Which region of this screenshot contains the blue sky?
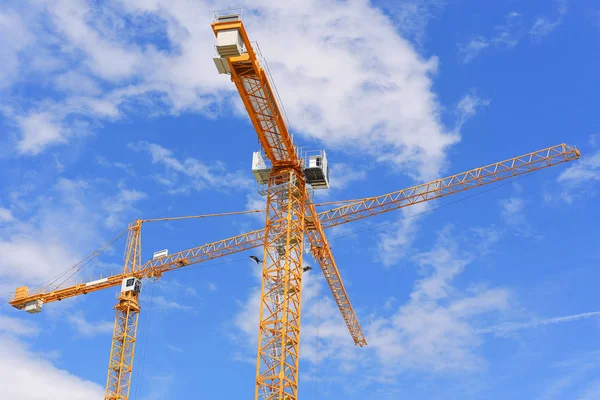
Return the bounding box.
[1,0,599,399]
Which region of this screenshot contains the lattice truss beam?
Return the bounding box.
[105,292,139,400]
[319,144,580,227]
[305,203,367,346]
[10,144,580,309]
[214,19,298,167]
[256,170,306,400]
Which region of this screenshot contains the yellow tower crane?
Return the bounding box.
[7,11,581,400]
[210,10,581,400]
[9,143,579,399]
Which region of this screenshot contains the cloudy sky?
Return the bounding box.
[1,0,599,399]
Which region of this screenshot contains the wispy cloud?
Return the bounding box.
[66,312,114,337]
[530,1,568,42]
[150,295,192,311]
[382,0,445,47]
[233,225,514,389]
[478,311,600,335]
[499,188,540,238]
[102,188,147,228]
[129,141,251,194]
[458,12,524,63]
[0,207,14,223]
[166,343,183,353]
[549,149,600,203]
[0,333,104,398]
[0,315,40,337]
[557,150,600,186]
[1,0,460,180]
[459,2,568,63]
[455,92,490,130]
[377,202,429,267]
[328,163,367,191]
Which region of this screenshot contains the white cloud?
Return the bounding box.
[15,112,68,155]
[0,315,39,337]
[232,225,513,388]
[370,229,511,375]
[0,315,104,399]
[55,71,101,95]
[377,202,429,267]
[458,36,491,64]
[66,312,114,337]
[207,282,217,292]
[2,0,461,180]
[0,10,34,89]
[530,1,568,42]
[328,163,367,191]
[95,156,136,176]
[166,343,183,353]
[0,334,105,399]
[500,197,525,226]
[382,0,444,47]
[102,187,147,228]
[150,295,192,311]
[455,93,490,130]
[541,351,600,400]
[47,0,143,81]
[130,141,251,194]
[577,380,600,400]
[458,12,523,63]
[0,207,14,223]
[0,177,147,295]
[552,150,600,203]
[478,311,600,336]
[499,196,539,238]
[557,150,600,186]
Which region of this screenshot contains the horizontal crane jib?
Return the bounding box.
[10,144,579,308]
[318,143,580,228]
[10,229,267,307]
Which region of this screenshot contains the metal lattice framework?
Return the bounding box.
[9,142,580,399]
[213,16,316,399]
[105,220,143,399]
[255,170,307,399]
[319,144,580,228]
[6,12,583,397]
[105,291,140,400]
[305,202,367,346]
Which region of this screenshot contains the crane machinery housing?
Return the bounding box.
[7,8,581,400]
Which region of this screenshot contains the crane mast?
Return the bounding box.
[105,220,143,400]
[212,12,316,398]
[6,9,582,397]
[9,142,579,398]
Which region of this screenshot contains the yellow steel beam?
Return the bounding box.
[10,143,580,310]
[305,202,367,346]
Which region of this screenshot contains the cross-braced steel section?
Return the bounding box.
[255,169,306,400]
[304,203,366,347]
[105,292,140,400]
[319,143,581,228]
[105,221,142,400]
[231,64,297,165]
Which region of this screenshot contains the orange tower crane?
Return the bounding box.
[9,143,579,399]
[8,10,581,398]
[210,10,581,400]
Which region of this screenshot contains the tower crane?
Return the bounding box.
[8,12,580,400]
[9,143,579,398]
[210,10,581,400]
